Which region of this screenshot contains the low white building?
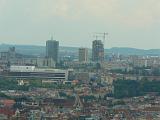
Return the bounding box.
[6,65,69,81]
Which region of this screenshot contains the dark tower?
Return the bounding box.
[46,36,59,63]
[92,40,104,62]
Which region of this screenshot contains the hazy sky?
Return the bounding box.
[0,0,160,49]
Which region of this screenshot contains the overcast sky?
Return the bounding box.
[0,0,160,49]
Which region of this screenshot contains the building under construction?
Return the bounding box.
[92,40,104,62]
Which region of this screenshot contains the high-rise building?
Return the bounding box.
[46,37,59,63]
[92,40,104,62]
[79,48,88,62]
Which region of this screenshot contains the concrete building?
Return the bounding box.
[24,57,55,68]
[79,48,88,62]
[92,40,104,62]
[46,37,59,63]
[0,52,9,60]
[0,46,57,69]
[3,65,69,81]
[0,47,16,61]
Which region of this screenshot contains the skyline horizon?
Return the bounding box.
[0,42,159,50]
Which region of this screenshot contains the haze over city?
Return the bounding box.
[0,0,160,49]
[2,1,160,119]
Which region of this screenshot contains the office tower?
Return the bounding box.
[46,37,59,63]
[79,48,88,62]
[8,47,16,59]
[92,40,104,62]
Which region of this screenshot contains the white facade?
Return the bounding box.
[8,65,69,81]
[10,65,35,72]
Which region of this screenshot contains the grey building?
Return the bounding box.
[92,40,104,62]
[5,65,69,81]
[0,47,16,61]
[46,37,59,63]
[79,48,88,62]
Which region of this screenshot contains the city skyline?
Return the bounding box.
[0,0,160,49]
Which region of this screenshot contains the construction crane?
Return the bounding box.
[93,32,108,48]
[96,32,108,44]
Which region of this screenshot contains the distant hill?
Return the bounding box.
[106,47,160,56]
[0,44,160,56]
[0,44,79,57]
[0,44,45,56]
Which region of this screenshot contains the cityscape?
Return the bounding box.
[0,35,160,120]
[1,0,160,120]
